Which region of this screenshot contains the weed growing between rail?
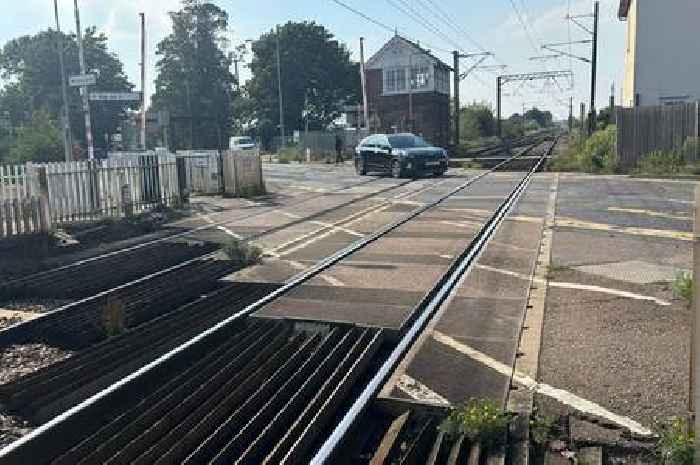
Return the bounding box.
[222,238,264,269]
[438,398,512,447]
[672,271,693,306]
[101,297,126,337]
[655,417,693,465]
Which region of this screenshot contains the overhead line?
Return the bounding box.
[386,0,467,53]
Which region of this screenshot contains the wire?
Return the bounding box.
[419,0,488,52]
[507,0,540,55]
[385,0,466,53]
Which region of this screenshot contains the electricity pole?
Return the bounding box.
[568,96,573,133]
[54,0,72,161]
[589,1,599,134]
[73,0,94,160]
[453,51,460,147]
[140,13,147,150]
[275,25,285,145]
[496,76,502,138]
[360,38,369,131]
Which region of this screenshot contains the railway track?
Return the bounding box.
[0,138,556,464]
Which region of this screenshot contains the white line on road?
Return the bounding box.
[432,331,653,436]
[286,260,345,287]
[396,374,450,406]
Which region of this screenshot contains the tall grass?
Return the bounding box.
[550,126,618,173]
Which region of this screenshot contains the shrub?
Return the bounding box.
[672,271,693,306]
[656,417,693,465]
[101,297,126,337]
[438,398,511,447]
[634,150,686,176]
[278,144,303,164]
[222,238,264,268]
[550,127,617,173]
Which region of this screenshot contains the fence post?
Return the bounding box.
[36,166,51,234]
[175,157,188,205]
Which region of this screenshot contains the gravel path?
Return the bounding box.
[0,344,74,386]
[0,299,71,315]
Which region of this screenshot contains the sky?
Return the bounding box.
[0,0,626,120]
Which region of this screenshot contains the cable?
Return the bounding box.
[385,0,466,53]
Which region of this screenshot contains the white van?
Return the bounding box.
[229,136,257,151]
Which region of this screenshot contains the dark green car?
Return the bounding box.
[354,133,448,178]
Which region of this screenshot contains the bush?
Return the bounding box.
[656,417,693,465]
[672,271,693,306]
[277,144,303,164]
[438,398,511,447]
[8,110,65,163]
[222,238,264,268]
[550,126,617,173]
[634,150,686,176]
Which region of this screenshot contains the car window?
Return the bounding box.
[376,135,389,148]
[388,135,430,148]
[237,137,254,145]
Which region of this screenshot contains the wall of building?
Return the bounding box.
[621,0,637,106]
[626,0,700,106]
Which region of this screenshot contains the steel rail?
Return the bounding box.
[310,139,556,464]
[0,141,540,463]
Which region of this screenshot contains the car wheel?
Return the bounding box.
[391,160,403,178]
[433,169,446,177]
[356,157,367,175]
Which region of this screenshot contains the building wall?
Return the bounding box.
[621,0,637,106]
[624,0,700,106]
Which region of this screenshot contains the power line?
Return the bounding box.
[420,0,488,52]
[385,0,466,53]
[507,0,539,54]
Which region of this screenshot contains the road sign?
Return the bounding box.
[69,74,97,87]
[89,91,142,102]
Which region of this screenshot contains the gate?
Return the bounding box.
[175,150,222,195]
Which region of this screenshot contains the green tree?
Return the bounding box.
[524,107,553,127]
[8,110,64,163]
[151,0,236,150]
[246,21,360,147]
[0,28,134,154]
[460,102,496,141]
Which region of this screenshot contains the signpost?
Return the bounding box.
[89,91,143,102]
[68,74,97,87]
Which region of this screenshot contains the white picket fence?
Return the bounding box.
[222,150,264,197]
[0,156,180,239]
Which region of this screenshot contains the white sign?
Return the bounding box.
[89,91,142,102]
[69,74,97,87]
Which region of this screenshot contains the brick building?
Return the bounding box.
[365,35,452,148]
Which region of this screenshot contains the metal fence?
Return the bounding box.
[272,129,370,160]
[616,102,700,169]
[0,156,180,239]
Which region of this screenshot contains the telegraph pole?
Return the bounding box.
[140,12,147,150]
[453,51,460,147]
[496,76,502,138]
[568,96,574,133]
[275,25,285,145]
[54,0,72,161]
[360,38,369,131]
[589,1,599,134]
[73,0,94,160]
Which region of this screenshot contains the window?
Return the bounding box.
[410,65,429,90]
[384,69,396,93]
[396,68,406,91]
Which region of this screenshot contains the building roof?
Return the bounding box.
[366,35,453,71]
[618,0,631,19]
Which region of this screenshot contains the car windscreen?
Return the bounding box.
[236,137,254,145]
[388,135,430,148]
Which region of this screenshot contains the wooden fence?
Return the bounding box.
[175,150,222,195]
[0,156,180,239]
[222,149,264,197]
[616,102,700,170]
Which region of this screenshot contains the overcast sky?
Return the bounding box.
[0,0,626,119]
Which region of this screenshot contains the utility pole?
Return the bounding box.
[54,0,72,162]
[275,25,285,145]
[496,76,502,138]
[453,51,460,147]
[73,0,94,160]
[579,102,586,138]
[568,96,573,133]
[589,1,599,135]
[233,58,240,90]
[693,186,700,437]
[359,37,369,131]
[140,12,147,150]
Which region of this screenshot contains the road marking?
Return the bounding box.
[607,207,691,221]
[432,331,653,436]
[474,264,672,306]
[441,208,541,224]
[440,220,482,229]
[556,217,693,241]
[277,211,364,237]
[396,374,450,406]
[286,260,345,287]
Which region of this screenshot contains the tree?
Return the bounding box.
[0,28,134,154]
[151,0,236,150]
[523,107,553,128]
[7,110,64,163]
[246,21,360,147]
[460,102,496,141]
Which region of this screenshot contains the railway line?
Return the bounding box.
[0,137,556,464]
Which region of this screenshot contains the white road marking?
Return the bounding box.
[286,260,346,287]
[397,374,450,406]
[277,211,364,237]
[442,208,541,224]
[440,220,481,229]
[474,264,672,306]
[432,331,653,436]
[216,225,243,239]
[556,217,693,241]
[607,207,691,221]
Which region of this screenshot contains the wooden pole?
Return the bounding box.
[693,186,700,441]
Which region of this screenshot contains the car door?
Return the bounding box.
[360,136,378,170]
[374,135,393,171]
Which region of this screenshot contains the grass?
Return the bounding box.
[633,138,700,177]
[462,159,483,170]
[672,271,693,306]
[549,126,618,174]
[655,417,693,465]
[438,398,512,447]
[277,145,303,164]
[222,238,264,269]
[101,297,126,337]
[546,264,571,280]
[237,184,267,198]
[529,410,559,445]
